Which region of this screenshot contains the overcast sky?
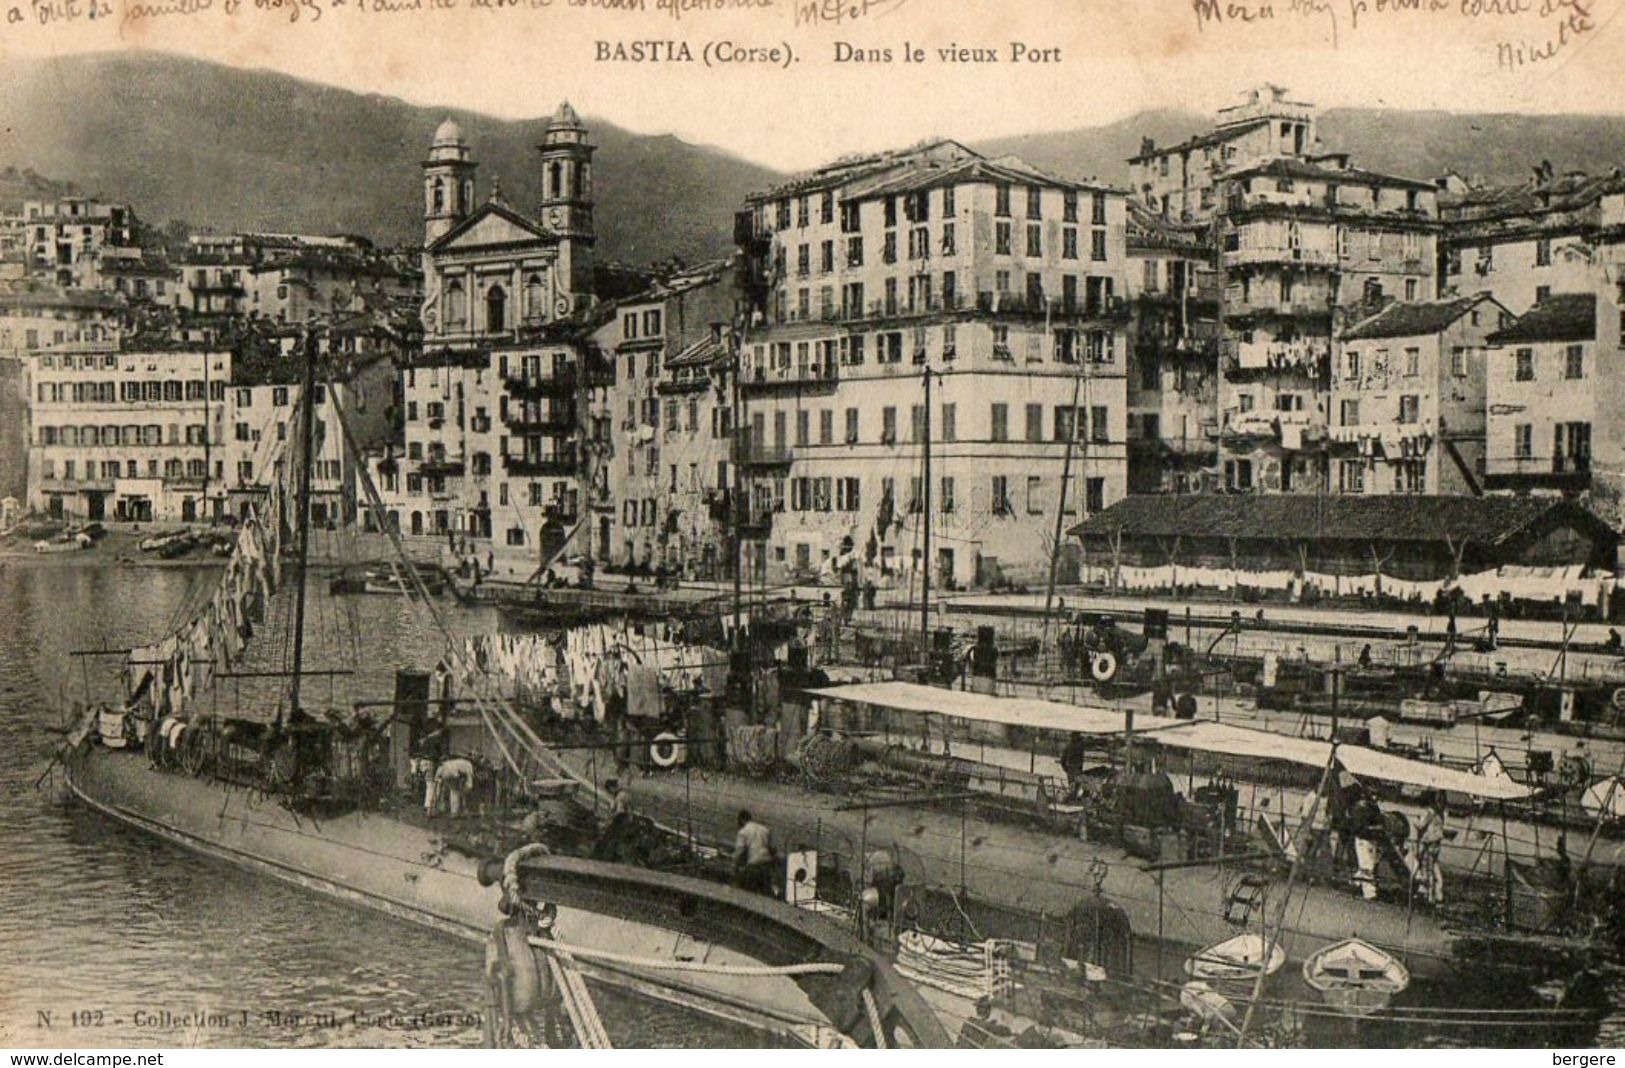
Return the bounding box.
[9,0,1624,170]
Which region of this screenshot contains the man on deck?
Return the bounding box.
[732,809,777,897]
[1409,792,1447,906]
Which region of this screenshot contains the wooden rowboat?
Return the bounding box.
[1183,932,1286,1000]
[1302,938,1410,1018]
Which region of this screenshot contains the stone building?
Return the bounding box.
[1128,87,1440,495]
[1124,205,1221,493]
[1483,292,1610,496]
[27,343,230,522]
[600,260,741,574]
[1329,293,1510,496]
[379,108,599,579]
[733,140,1131,588]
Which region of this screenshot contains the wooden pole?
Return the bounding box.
[287,329,321,725]
[1237,747,1337,1045]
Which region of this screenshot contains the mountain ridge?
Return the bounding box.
[6,53,1625,259]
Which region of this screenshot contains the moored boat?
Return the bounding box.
[1302,938,1410,1018]
[51,333,948,1049]
[1184,932,1286,1001]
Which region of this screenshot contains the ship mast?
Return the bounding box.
[286,328,320,724]
[920,366,931,651]
[1041,299,1080,648]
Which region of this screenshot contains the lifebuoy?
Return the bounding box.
[649,731,687,769]
[1560,754,1592,788]
[1091,651,1119,683]
[181,727,211,777]
[1611,687,1625,714]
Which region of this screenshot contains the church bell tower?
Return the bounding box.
[423,117,477,247]
[537,101,596,308]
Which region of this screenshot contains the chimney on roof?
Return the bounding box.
[1140,136,1157,157]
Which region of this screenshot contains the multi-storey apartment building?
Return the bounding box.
[1483,292,1610,495]
[602,261,740,573]
[382,109,598,578]
[13,197,136,289]
[1440,168,1625,316]
[27,343,230,522]
[1124,205,1221,493]
[246,246,420,324]
[735,141,1130,587]
[222,348,398,527]
[1214,157,1439,494]
[1130,88,1440,495]
[0,282,124,359]
[1129,85,1318,224]
[1438,172,1625,514]
[1328,294,1509,496]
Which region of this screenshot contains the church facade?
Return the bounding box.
[378,106,600,577]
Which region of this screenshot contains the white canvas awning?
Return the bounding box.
[809,681,1534,800]
[1152,721,1534,801]
[807,680,1183,735]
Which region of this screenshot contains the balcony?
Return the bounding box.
[504,368,577,396]
[1223,289,1335,319]
[39,478,114,493]
[419,456,466,478]
[743,361,838,391]
[975,292,1129,321]
[1227,245,1338,268]
[739,509,774,539]
[544,502,579,526]
[503,453,574,477]
[505,409,576,434]
[1128,436,1218,460]
[738,442,795,467]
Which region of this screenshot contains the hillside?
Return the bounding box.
[6,53,1625,260]
[978,108,1625,190]
[0,53,783,264]
[0,167,81,210]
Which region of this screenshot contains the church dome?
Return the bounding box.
[433,117,465,147]
[547,101,584,132]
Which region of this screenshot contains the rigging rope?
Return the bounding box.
[545,953,613,1049]
[525,936,846,978]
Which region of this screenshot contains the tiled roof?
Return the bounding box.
[1442,171,1625,225]
[1340,294,1502,342]
[666,334,726,370]
[0,283,124,310]
[1127,119,1271,163]
[1127,202,1214,254]
[1227,157,1436,192]
[1487,292,1596,345]
[1070,493,1615,549]
[750,140,1115,204]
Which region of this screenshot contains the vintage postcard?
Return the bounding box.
[2,0,1625,1054]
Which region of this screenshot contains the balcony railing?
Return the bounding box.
[1223,290,1335,318]
[744,361,838,389]
[419,456,466,477]
[503,454,574,477]
[1227,245,1338,268]
[738,442,795,466]
[739,509,774,538]
[39,478,114,493]
[505,410,576,433]
[544,502,579,526]
[504,368,577,395]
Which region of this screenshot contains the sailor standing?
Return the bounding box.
[433,756,476,817]
[732,809,777,897]
[1409,793,1447,906]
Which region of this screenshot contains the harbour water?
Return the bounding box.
[0,561,751,1048]
[4,559,1622,1048]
